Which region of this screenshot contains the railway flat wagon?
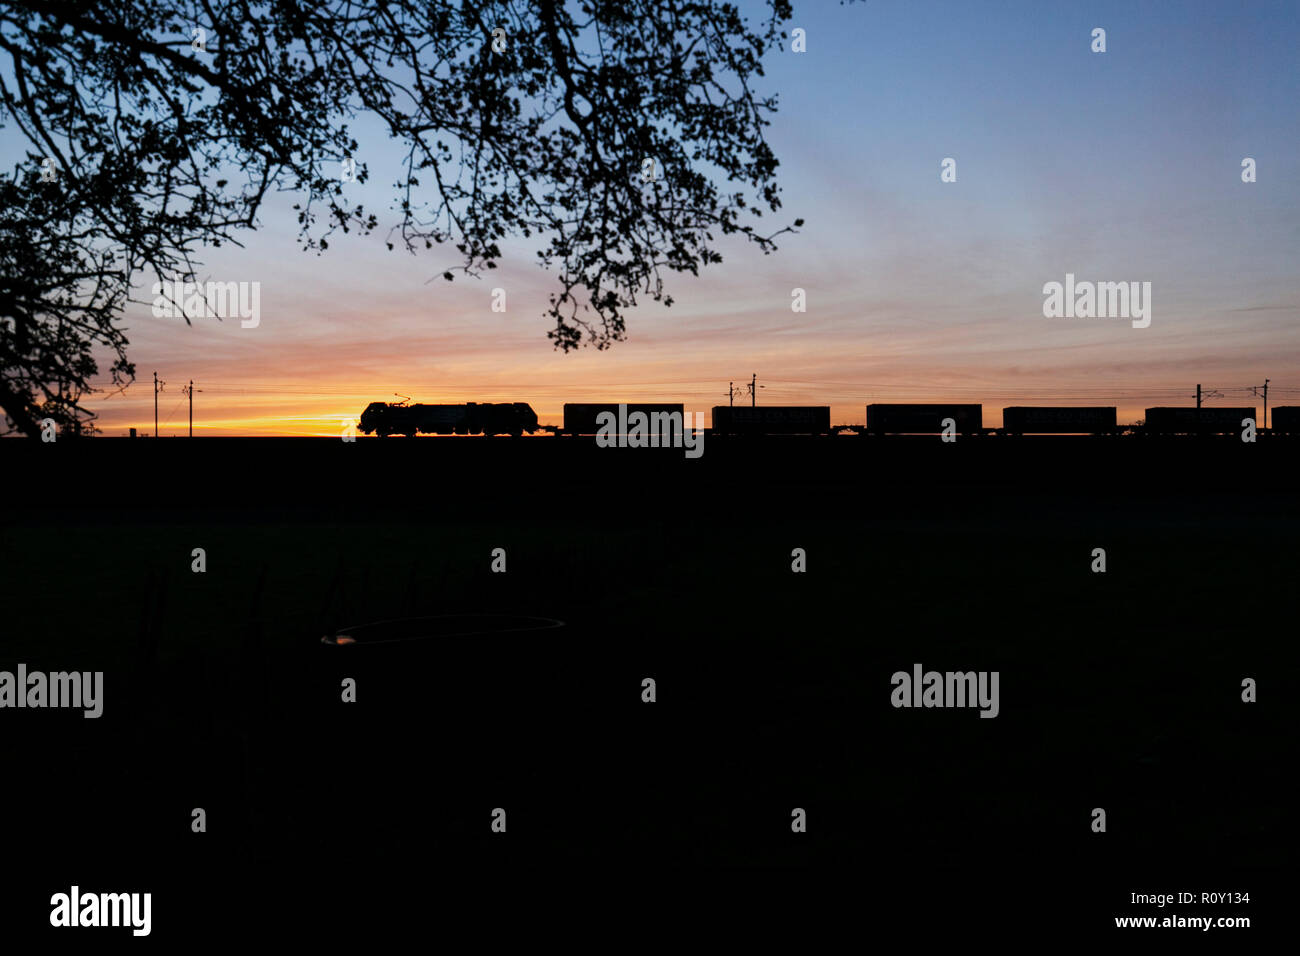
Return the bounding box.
[1270,406,1300,433]
[561,402,685,436]
[1143,407,1256,434]
[711,405,831,435]
[866,403,982,435]
[1001,406,1117,434]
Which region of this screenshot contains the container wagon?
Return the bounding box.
[1001,406,1117,435]
[561,403,685,436]
[711,405,832,436]
[1143,407,1255,435]
[1270,406,1300,434]
[866,404,983,435]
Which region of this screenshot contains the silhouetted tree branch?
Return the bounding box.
[0,0,802,436]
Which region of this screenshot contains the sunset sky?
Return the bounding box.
[30,0,1299,435]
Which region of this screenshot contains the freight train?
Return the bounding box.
[857,404,1255,435]
[359,401,1290,437]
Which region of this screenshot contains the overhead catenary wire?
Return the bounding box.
[160,380,1300,395]
[158,396,187,429]
[97,378,1300,412]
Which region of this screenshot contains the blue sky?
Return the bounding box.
[7,0,1296,432]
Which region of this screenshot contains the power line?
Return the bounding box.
[158,396,185,429]
[98,378,1300,407]
[183,380,1300,395]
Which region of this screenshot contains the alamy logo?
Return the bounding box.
[890,664,1000,718]
[50,886,151,936]
[595,404,705,458]
[151,278,261,328]
[0,665,103,717]
[1042,273,1151,328]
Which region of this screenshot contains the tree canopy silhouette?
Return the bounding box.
[0,0,805,436]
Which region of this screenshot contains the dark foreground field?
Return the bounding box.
[2,436,1294,936]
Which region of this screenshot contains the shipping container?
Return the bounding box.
[866,404,982,434]
[1142,407,1256,434]
[1270,406,1300,433]
[561,402,686,436]
[710,405,831,435]
[1001,406,1117,434]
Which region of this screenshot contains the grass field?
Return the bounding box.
[2,437,1292,928]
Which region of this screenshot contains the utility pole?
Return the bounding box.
[181,380,202,437]
[1195,384,1222,409]
[1252,378,1269,428]
[728,376,762,406]
[153,372,165,437]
